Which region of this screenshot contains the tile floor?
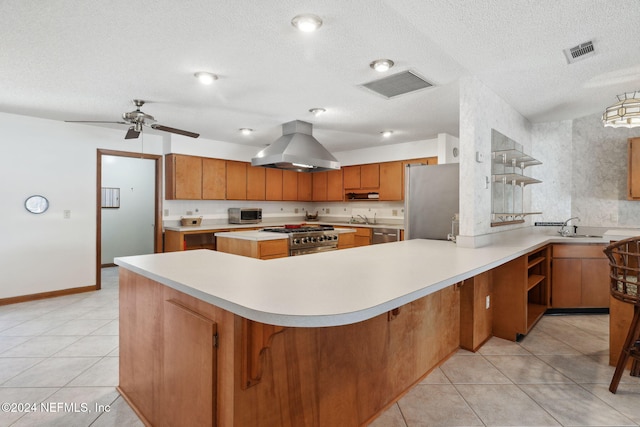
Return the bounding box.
[0,267,142,426]
[1,268,639,426]
[372,313,640,426]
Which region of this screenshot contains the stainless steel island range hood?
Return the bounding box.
[251,120,340,172]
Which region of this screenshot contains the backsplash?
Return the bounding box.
[162,199,404,227]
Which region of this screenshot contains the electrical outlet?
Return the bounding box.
[392,209,398,216]
[63,210,71,219]
[485,295,491,309]
[326,208,330,214]
[164,209,169,216]
[294,208,299,214]
[186,211,193,215]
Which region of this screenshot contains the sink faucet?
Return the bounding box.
[559,216,580,237]
[357,215,369,224]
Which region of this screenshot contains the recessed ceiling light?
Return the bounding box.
[309,108,326,116]
[381,130,393,138]
[291,14,323,32]
[239,128,253,135]
[370,59,395,72]
[194,72,217,85]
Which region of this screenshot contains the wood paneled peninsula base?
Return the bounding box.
[117,267,459,426]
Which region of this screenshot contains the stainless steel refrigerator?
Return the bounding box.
[404,163,459,240]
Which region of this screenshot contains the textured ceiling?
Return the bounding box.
[0,0,638,152]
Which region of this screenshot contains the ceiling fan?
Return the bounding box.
[66,99,200,139]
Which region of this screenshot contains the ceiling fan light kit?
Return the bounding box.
[603,91,640,128]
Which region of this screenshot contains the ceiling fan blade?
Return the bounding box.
[151,124,199,138]
[65,120,128,124]
[124,127,141,139]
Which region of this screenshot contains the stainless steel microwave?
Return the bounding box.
[228,208,262,224]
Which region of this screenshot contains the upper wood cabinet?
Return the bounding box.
[282,170,298,201]
[166,154,208,200]
[246,166,266,200]
[297,173,312,201]
[202,158,226,200]
[343,164,379,189]
[226,161,247,200]
[628,138,640,200]
[311,170,343,201]
[312,172,328,201]
[265,169,283,200]
[378,161,403,201]
[327,169,343,201]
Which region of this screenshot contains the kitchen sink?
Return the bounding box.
[565,234,603,238]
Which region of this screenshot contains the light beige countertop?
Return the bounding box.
[116,227,616,329]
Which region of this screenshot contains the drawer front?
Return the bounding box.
[552,244,606,259]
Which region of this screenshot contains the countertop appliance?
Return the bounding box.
[372,228,400,244]
[404,163,459,240]
[261,225,339,256]
[228,207,262,224]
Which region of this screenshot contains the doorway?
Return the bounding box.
[96,149,162,289]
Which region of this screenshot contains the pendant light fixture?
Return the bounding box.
[603,91,640,128]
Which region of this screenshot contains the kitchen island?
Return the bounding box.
[115,228,609,426]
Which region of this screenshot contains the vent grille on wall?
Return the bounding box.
[563,40,595,64]
[360,70,433,98]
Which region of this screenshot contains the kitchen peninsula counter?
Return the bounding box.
[114,227,611,426]
[116,227,605,328]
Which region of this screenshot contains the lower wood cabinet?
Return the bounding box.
[459,271,492,352]
[353,227,372,247]
[216,237,288,259]
[492,246,550,341]
[551,244,609,308]
[337,232,355,249]
[163,300,216,426]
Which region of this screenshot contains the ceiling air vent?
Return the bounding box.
[361,70,433,99]
[563,40,595,64]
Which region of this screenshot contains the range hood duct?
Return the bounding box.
[251,120,340,172]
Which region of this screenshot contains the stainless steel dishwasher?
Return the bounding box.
[371,227,400,244]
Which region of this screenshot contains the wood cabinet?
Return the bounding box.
[297,173,312,201]
[265,169,283,200]
[551,244,609,308]
[460,271,492,352]
[165,229,223,252]
[226,160,248,200]
[282,170,298,201]
[312,169,343,201]
[492,245,550,341]
[202,158,226,200]
[628,137,640,200]
[353,227,372,247]
[166,154,203,200]
[163,300,216,426]
[379,161,403,201]
[343,164,379,189]
[246,166,265,200]
[337,231,355,249]
[216,237,289,260]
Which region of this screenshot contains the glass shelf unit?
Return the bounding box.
[491,130,542,227]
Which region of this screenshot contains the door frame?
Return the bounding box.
[96,149,163,289]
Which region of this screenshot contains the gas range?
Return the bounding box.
[261,225,339,256]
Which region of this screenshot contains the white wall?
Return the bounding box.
[457,77,533,246]
[0,112,162,299]
[101,155,156,264]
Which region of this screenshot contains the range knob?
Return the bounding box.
[309,237,316,243]
[317,236,325,242]
[293,238,300,245]
[332,234,338,240]
[301,237,308,244]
